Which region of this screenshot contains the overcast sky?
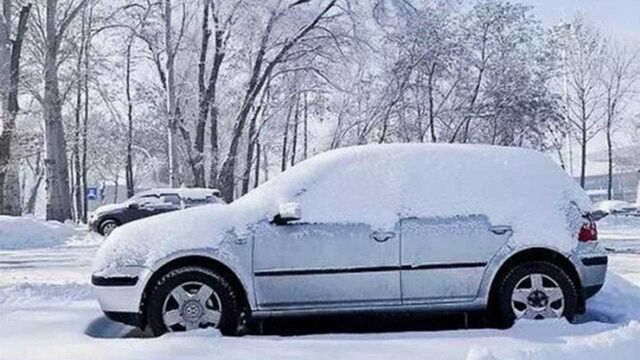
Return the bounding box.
[524,0,640,42]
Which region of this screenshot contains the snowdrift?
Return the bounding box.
[0,216,78,250]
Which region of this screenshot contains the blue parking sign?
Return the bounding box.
[87,187,98,200]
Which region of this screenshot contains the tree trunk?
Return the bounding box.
[579,98,588,188]
[164,0,179,187]
[606,100,615,200]
[241,103,264,195]
[427,63,437,143]
[44,0,74,221]
[290,95,299,167]
[0,4,11,214]
[81,5,91,223]
[606,125,613,199]
[208,105,219,189]
[3,159,20,215]
[253,141,260,189]
[281,100,294,172]
[303,92,308,160]
[25,154,44,214]
[0,2,29,215]
[125,37,134,198]
[72,10,85,221]
[113,173,119,203]
[580,125,587,189]
[194,0,210,187]
[205,32,226,190]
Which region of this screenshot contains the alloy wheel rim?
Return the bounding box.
[102,223,118,236]
[162,281,222,331]
[511,273,564,320]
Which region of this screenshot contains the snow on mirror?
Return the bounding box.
[276,202,302,222]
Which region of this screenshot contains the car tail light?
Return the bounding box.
[578,215,598,242]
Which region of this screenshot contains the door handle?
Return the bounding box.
[371,231,396,243]
[490,225,512,235]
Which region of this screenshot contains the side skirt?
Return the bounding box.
[251,299,487,319]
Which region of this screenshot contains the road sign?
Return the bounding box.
[87,187,98,200]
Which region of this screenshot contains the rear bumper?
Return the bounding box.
[569,244,607,309]
[582,283,604,300]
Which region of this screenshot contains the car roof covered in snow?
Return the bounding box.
[134,188,221,200]
[234,143,591,246]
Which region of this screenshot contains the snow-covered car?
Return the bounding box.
[88,188,224,236]
[92,144,607,336]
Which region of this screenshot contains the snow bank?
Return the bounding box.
[0,216,78,250]
[0,282,93,306]
[95,144,591,271]
[586,272,640,323]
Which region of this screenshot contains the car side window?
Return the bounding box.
[159,194,182,209]
[137,195,159,207]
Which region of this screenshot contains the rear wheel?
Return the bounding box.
[146,266,242,336]
[493,261,578,328]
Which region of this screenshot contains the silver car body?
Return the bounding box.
[92,145,607,322]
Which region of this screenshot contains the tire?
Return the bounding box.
[146,266,243,337]
[492,261,578,329]
[99,219,119,236]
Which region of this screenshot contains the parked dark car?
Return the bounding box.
[89,188,224,235]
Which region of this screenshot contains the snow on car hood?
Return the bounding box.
[94,144,592,272]
[92,203,127,216]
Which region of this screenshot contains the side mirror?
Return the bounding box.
[273,202,302,225]
[128,202,139,210]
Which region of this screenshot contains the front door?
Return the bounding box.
[400,215,510,304]
[253,221,401,310]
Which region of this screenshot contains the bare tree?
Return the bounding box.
[217,0,337,201]
[0,1,31,215]
[601,44,640,199]
[163,0,180,187]
[557,17,606,188]
[29,0,87,221]
[194,0,241,188]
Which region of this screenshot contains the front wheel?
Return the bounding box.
[146,266,242,336]
[99,220,119,236]
[493,261,578,328]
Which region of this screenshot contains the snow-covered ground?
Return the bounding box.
[1,216,640,360]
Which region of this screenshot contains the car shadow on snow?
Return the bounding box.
[85,310,614,339]
[85,316,153,339]
[255,311,492,336]
[86,311,495,339]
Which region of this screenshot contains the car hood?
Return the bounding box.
[92,202,127,217]
[92,203,258,273]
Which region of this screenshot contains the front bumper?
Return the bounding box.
[88,216,100,233]
[92,265,151,316]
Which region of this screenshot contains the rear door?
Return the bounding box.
[400,215,510,304]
